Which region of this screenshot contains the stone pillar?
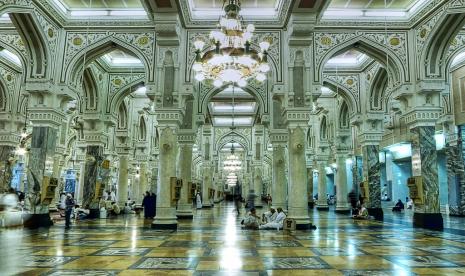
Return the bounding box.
[411,126,443,230]
[150,161,158,194]
[139,162,148,201]
[117,154,129,207]
[24,126,58,228]
[335,152,350,214]
[0,146,15,193]
[152,127,178,229]
[201,164,213,208]
[352,156,363,196]
[51,154,64,208]
[362,145,383,220]
[288,127,311,229]
[177,143,194,219]
[253,165,263,208]
[76,161,85,204]
[316,161,329,210]
[446,125,465,216]
[82,146,104,210]
[271,143,286,210]
[307,167,314,207]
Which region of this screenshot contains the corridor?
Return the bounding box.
[2,203,465,275]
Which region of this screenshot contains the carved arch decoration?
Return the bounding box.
[369,67,388,112]
[417,0,465,80]
[61,32,155,89]
[322,75,358,114]
[319,115,328,141]
[338,101,350,129]
[81,68,99,113]
[314,33,408,87]
[198,83,267,117]
[443,32,465,82]
[138,115,147,141]
[117,100,129,130]
[107,76,145,114]
[1,4,59,80]
[186,30,282,83]
[215,130,251,153]
[0,33,27,73]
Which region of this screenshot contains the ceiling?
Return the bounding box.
[58,0,143,9]
[192,0,278,9]
[328,0,419,10]
[209,86,257,127]
[325,49,370,69]
[100,49,143,68]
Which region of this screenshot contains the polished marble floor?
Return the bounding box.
[2,203,465,275]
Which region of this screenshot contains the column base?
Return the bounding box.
[23,213,53,229]
[413,212,443,230]
[335,209,351,215]
[296,222,318,230]
[316,205,329,211]
[367,207,384,221]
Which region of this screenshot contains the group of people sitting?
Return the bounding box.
[392,197,413,212]
[241,207,287,230]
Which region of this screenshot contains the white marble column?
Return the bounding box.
[152,127,178,229]
[117,155,129,206]
[177,144,194,219]
[287,127,311,229]
[77,161,85,204]
[253,165,263,208]
[272,144,286,209]
[335,152,350,213]
[139,162,148,199]
[201,164,213,208]
[316,161,329,210]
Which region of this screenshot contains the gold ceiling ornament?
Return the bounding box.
[192,0,271,88]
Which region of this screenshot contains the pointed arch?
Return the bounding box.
[117,101,128,130]
[0,79,8,112]
[64,37,150,87]
[139,115,147,141]
[370,67,388,112]
[338,101,349,129]
[421,13,465,79]
[320,115,328,141]
[316,37,406,86]
[322,80,357,114]
[215,131,251,153]
[9,12,49,79]
[82,68,98,112]
[108,78,145,114]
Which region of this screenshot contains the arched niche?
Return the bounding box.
[370,67,388,112]
[107,78,145,114]
[322,80,357,114]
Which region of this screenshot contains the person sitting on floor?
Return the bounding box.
[259,207,286,230]
[241,208,260,230]
[108,201,121,217]
[74,204,90,220]
[406,197,413,209]
[392,199,404,212]
[352,203,369,219]
[262,207,277,223]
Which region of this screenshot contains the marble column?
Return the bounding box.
[201,165,213,208]
[51,154,64,208]
[362,145,383,220]
[288,127,311,229]
[352,156,363,196]
[138,162,148,202]
[82,146,104,210]
[0,146,15,193]
[150,164,158,194]
[253,165,263,208]
[446,125,465,216]
[117,155,129,207]
[316,162,329,210]
[152,127,178,229]
[177,144,194,219]
[272,144,286,209]
[411,126,443,230]
[24,127,58,228]
[307,167,314,207]
[76,161,85,204]
[335,153,350,214]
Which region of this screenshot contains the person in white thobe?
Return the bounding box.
[196,192,202,209]
[262,207,277,223]
[259,207,286,230]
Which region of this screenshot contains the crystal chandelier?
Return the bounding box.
[193,0,271,87]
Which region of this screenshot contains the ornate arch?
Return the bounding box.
[139,115,147,141]
[0,79,8,112]
[0,35,26,74]
[420,12,465,80]
[9,12,49,79]
[322,79,357,114]
[338,101,349,129]
[444,33,465,82]
[370,67,388,112]
[81,68,98,113]
[198,83,266,116]
[63,36,152,88]
[215,131,251,153]
[117,100,128,130]
[107,78,145,114]
[315,35,406,87]
[320,115,328,141]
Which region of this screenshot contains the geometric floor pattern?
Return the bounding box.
[2,203,465,275]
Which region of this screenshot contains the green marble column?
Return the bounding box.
[82,146,104,210]
[411,126,443,230]
[272,144,286,210]
[0,146,15,193]
[362,145,383,221]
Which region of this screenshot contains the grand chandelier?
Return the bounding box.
[193,0,271,87]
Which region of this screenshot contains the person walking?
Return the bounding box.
[64,193,75,229]
[234,194,242,215]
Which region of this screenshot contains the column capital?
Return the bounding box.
[29,108,65,128]
[269,130,288,145]
[177,130,196,145]
[155,108,184,128]
[283,108,310,128]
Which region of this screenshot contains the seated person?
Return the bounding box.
[262,207,277,223]
[406,197,413,209]
[123,203,135,214]
[241,208,260,230]
[74,204,90,220]
[392,199,404,212]
[108,201,121,216]
[352,203,369,219]
[259,207,286,230]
